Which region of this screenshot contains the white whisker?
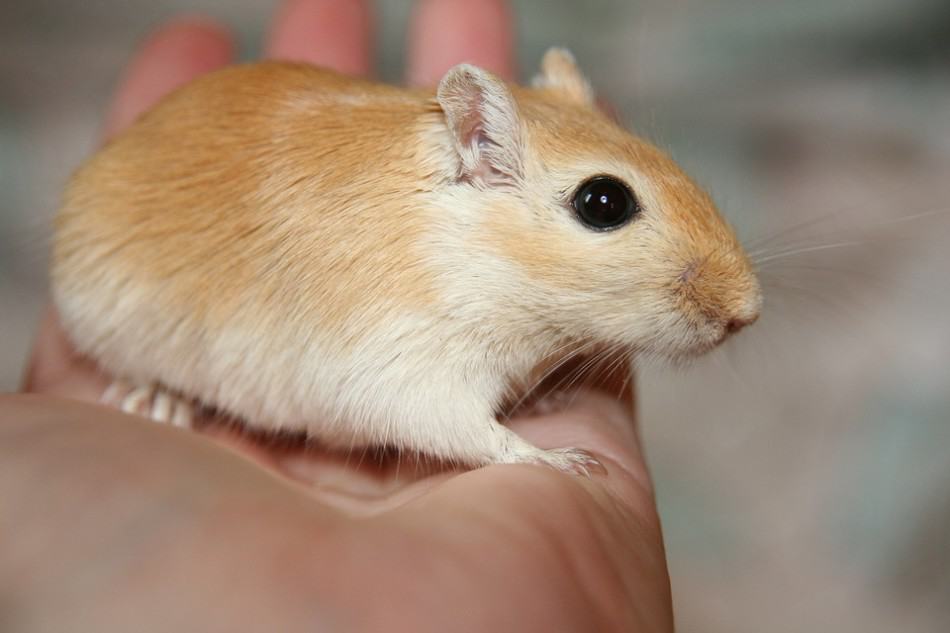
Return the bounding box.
[501,339,600,421]
[754,240,862,266]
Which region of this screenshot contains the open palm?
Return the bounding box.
[4,2,673,631]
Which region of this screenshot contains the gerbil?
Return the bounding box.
[52,48,761,473]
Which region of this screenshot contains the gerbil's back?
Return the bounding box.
[53,62,447,385]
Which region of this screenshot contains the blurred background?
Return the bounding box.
[2,0,949,630]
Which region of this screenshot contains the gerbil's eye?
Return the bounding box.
[572,176,639,231]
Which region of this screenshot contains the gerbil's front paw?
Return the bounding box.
[101,380,194,429]
[508,447,605,477]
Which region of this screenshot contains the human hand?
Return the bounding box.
[6,1,673,631]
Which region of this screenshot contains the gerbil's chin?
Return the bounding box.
[642,324,729,366]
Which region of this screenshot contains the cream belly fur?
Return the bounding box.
[55,269,581,467]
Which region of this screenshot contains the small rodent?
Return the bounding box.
[52,48,761,473]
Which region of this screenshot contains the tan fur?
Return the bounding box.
[52,52,761,470]
[57,64,440,334]
[531,47,595,105]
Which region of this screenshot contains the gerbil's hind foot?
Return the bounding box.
[101,380,194,429]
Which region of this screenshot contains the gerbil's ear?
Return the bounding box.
[437,64,524,185]
[531,47,594,106]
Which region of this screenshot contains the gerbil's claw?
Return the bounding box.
[100,379,130,407]
[151,389,172,421]
[499,444,605,477]
[171,399,194,428]
[483,423,605,476]
[534,447,606,477]
[121,385,156,417]
[101,380,194,430]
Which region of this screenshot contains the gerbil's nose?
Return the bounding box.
[722,287,762,336]
[725,312,758,334]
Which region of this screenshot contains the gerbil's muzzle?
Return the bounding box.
[679,256,762,339]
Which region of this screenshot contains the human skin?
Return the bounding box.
[1,1,674,631]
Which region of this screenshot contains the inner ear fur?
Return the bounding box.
[531,47,594,106]
[436,64,524,185]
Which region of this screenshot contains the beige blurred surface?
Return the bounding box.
[2,1,949,631]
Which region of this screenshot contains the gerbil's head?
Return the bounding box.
[435,48,761,361]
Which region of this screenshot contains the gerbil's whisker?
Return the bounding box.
[501,339,600,421]
[560,346,621,412]
[744,191,948,251]
[618,352,633,402]
[551,347,616,410]
[753,240,863,266]
[600,345,633,403]
[757,261,891,289]
[744,211,852,254]
[525,345,604,416]
[747,206,949,262]
[746,234,853,261]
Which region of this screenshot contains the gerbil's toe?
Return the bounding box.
[504,446,604,477]
[151,390,173,422]
[170,399,194,428]
[101,379,132,407]
[102,380,194,429]
[538,447,606,477]
[121,385,157,417]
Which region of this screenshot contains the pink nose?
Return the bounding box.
[725,312,758,334]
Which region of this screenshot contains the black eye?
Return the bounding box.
[572,176,640,231]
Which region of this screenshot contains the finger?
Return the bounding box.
[20,307,109,400]
[266,0,373,75]
[407,0,515,86]
[104,17,234,138]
